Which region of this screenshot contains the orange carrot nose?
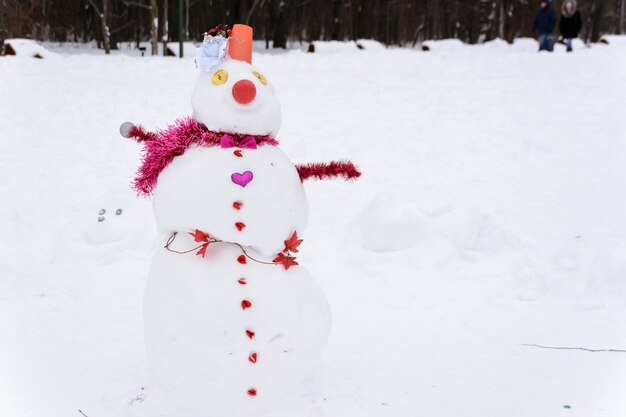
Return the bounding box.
[228,24,253,64]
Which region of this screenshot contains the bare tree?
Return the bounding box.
[185,0,190,41]
[245,0,262,25]
[150,0,158,55]
[85,0,111,54]
[617,0,626,35]
[586,0,605,42]
[162,0,169,55]
[268,0,289,48]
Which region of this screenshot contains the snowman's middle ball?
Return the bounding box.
[191,59,282,136]
[156,58,305,256]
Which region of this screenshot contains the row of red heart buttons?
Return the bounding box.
[239,250,257,397]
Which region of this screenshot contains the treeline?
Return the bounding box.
[1,0,625,54]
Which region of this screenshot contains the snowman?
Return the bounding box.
[121,24,360,417]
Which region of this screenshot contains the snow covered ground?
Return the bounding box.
[2,37,626,417]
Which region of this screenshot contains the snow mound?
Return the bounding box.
[355,39,386,51]
[552,236,626,297]
[2,39,55,58]
[422,39,465,51]
[354,198,517,260]
[483,38,510,48]
[164,42,198,57]
[354,196,430,252]
[434,207,519,258]
[130,41,198,57]
[305,41,363,54]
[599,35,626,46]
[511,37,541,50]
[57,186,156,261]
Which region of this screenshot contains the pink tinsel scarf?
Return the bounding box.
[126,117,279,196]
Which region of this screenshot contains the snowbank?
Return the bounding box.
[355,39,386,51]
[601,35,626,47]
[2,38,55,58]
[482,38,511,48]
[421,38,465,51]
[353,196,430,252]
[303,40,363,53]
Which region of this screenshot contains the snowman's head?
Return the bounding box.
[191,24,281,136]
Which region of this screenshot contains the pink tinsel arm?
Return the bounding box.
[295,161,362,182]
[119,122,158,142]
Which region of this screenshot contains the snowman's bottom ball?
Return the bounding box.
[143,238,331,417]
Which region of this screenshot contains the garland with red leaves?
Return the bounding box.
[165,229,303,270]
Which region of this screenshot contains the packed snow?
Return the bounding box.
[1,37,626,417]
[1,38,56,58]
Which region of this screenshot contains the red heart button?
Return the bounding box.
[248,352,257,363]
[234,150,243,157]
[238,278,247,285]
[233,201,243,210]
[237,255,247,264]
[245,329,255,339]
[235,222,246,231]
[247,388,257,396]
[241,299,252,310]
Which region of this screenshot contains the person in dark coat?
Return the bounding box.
[533,0,557,51]
[559,0,582,52]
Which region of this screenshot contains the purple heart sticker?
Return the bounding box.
[231,171,254,187]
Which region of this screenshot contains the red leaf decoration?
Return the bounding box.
[283,231,303,253]
[189,229,210,243]
[196,243,209,258]
[237,278,247,285]
[273,252,299,270]
[247,388,257,396]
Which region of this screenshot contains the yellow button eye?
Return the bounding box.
[252,71,267,85]
[211,69,228,86]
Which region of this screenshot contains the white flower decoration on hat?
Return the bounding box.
[196,31,228,71]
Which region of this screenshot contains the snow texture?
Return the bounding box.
[1,38,626,417]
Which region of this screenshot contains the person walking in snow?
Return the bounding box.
[533,0,557,51]
[559,0,582,52]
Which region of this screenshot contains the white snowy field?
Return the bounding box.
[1,37,626,417]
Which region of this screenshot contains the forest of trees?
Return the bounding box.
[1,0,625,54]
